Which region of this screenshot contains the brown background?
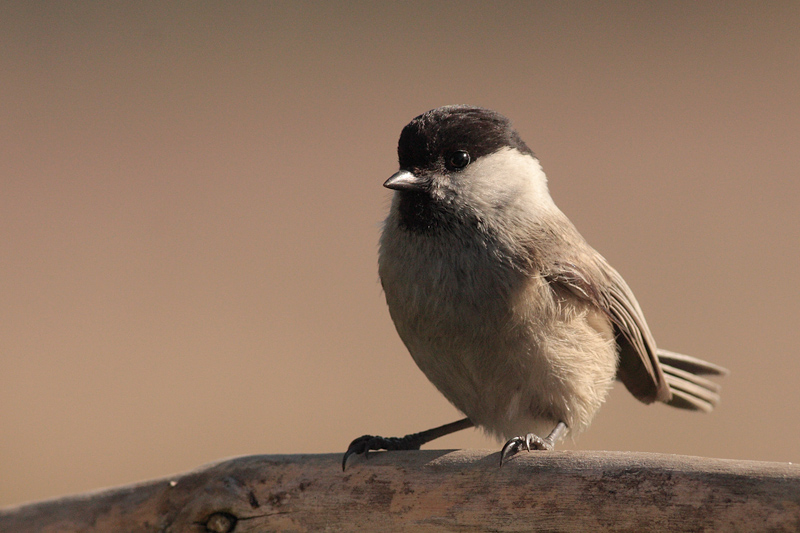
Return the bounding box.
[2,2,798,507]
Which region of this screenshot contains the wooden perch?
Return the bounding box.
[2,450,799,532]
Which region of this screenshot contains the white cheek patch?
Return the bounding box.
[457,147,558,215]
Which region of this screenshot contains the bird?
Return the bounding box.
[343,105,727,469]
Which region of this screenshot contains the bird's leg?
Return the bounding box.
[499,421,568,466]
[342,417,474,470]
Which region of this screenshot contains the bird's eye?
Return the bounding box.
[447,150,471,170]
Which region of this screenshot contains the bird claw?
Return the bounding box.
[499,433,553,466]
[342,434,422,471]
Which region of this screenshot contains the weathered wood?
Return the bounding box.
[2,450,799,532]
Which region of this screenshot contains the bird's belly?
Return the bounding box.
[387,272,618,441]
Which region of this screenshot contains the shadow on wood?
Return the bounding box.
[2,450,799,531]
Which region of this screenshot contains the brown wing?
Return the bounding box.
[544,258,671,404]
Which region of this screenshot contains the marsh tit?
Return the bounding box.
[344,105,727,468]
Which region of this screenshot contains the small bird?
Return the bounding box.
[343,105,727,469]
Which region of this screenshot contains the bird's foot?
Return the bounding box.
[499,421,567,466]
[342,434,423,470]
[342,418,474,471]
[499,433,553,466]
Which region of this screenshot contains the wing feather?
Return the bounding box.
[544,258,670,404]
[532,217,725,409]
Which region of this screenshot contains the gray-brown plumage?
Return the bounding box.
[343,105,727,468]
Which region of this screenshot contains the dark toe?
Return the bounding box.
[342,435,382,470]
[525,433,551,451]
[342,434,424,470]
[499,433,553,466]
[499,436,525,466]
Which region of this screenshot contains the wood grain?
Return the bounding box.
[2,450,799,532]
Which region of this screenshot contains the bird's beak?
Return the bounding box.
[383,170,425,191]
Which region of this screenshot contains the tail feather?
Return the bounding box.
[667,388,715,413]
[657,349,728,412]
[658,349,729,376]
[662,363,722,393]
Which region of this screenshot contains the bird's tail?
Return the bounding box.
[658,349,729,413]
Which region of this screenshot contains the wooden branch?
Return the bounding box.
[2,450,799,532]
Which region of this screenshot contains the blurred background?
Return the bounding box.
[2,1,798,507]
